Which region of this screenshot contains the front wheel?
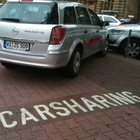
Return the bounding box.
[121,39,140,58]
[65,47,82,78]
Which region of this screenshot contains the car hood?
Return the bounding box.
[107,24,140,31]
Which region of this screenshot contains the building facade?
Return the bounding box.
[72,0,140,19]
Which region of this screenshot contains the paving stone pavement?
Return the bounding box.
[0,52,140,140]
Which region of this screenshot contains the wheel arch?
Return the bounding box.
[67,39,84,64]
[119,37,140,54]
[106,34,109,41]
[65,42,83,78]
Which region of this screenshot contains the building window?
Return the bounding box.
[105,0,113,10]
[89,1,94,10]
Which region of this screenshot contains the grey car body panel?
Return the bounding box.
[109,24,140,48]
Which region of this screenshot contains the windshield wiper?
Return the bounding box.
[1,18,21,22]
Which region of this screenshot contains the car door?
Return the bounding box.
[88,9,105,51]
[75,7,98,57]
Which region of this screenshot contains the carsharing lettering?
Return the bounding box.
[0,91,140,128]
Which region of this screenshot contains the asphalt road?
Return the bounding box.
[0,51,140,140]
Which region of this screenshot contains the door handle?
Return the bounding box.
[96,30,99,33]
[84,30,88,34]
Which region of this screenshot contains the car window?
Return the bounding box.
[130,18,138,22]
[76,7,91,24]
[64,7,76,24]
[98,16,102,21]
[88,9,100,25]
[104,16,117,23]
[0,2,58,24]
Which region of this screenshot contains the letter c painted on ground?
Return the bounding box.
[0,111,17,128]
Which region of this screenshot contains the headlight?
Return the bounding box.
[109,30,125,35]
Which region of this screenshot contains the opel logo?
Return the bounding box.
[12,28,19,35]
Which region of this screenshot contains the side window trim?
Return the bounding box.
[88,8,101,25]
[75,6,91,25]
[64,6,77,24]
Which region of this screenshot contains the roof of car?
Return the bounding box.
[6,0,86,7]
[98,14,115,17]
[7,0,64,1]
[6,0,90,10]
[6,0,80,3]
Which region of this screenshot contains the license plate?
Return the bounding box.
[4,40,30,51]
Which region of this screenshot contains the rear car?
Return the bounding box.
[0,0,109,77]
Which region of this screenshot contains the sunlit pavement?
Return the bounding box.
[0,52,140,140]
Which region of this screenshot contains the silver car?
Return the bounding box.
[109,24,140,58]
[0,0,109,77]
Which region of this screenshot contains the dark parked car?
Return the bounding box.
[119,18,140,24]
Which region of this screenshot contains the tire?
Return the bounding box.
[98,40,109,57]
[65,47,82,78]
[1,62,16,68]
[121,39,140,58]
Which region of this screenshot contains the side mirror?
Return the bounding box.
[102,21,110,26]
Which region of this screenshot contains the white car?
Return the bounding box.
[98,14,122,27]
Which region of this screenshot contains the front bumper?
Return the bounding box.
[109,40,119,50]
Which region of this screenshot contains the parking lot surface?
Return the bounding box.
[0,52,140,140]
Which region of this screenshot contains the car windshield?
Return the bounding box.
[0,2,58,24]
